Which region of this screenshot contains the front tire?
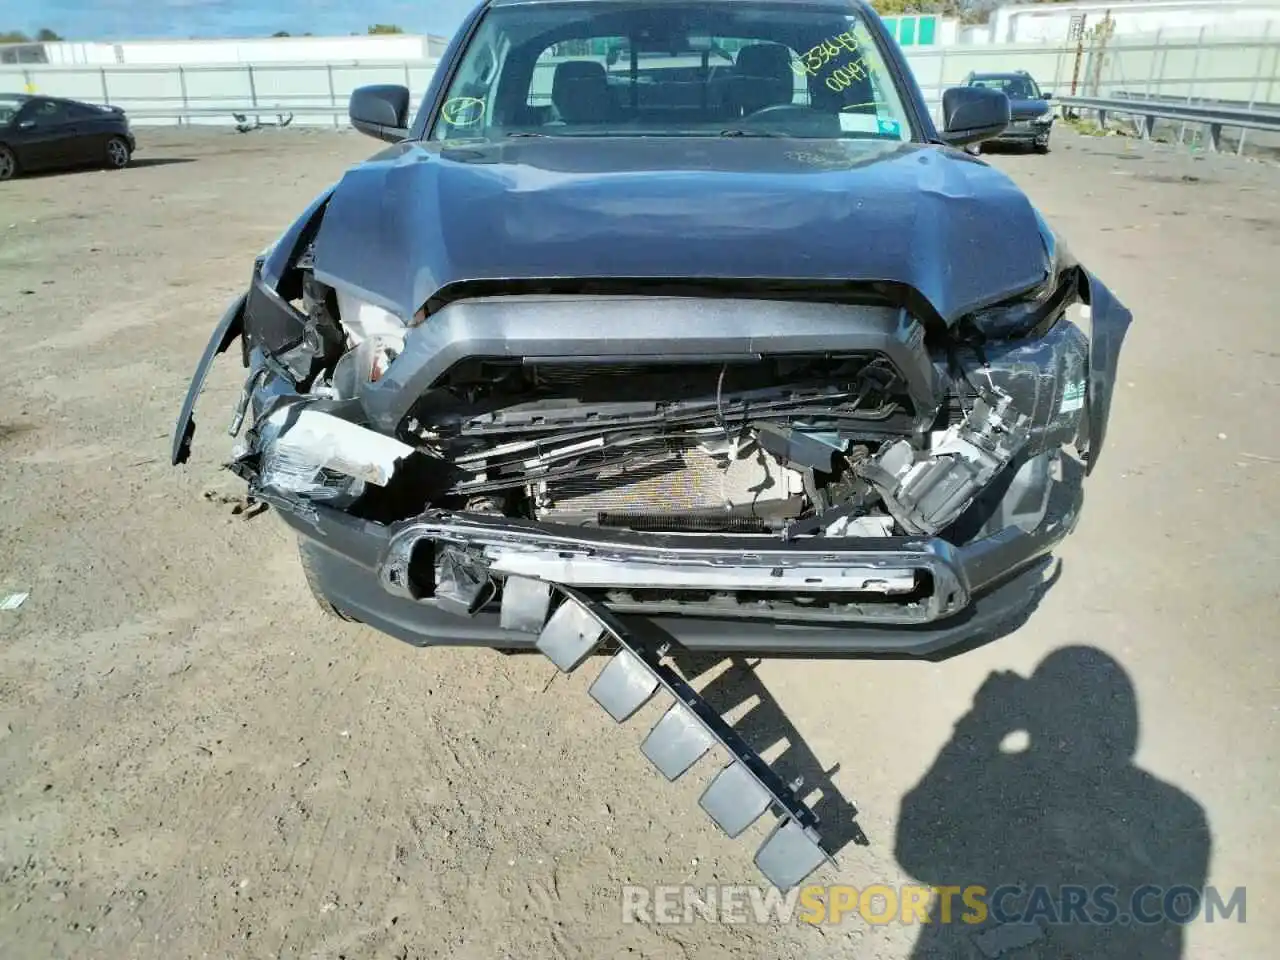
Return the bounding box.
[1034,141,1050,154]
[0,145,17,181]
[104,136,131,170]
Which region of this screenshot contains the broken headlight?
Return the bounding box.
[332,288,407,347]
[967,268,1078,341]
[255,405,368,506]
[966,225,1078,341]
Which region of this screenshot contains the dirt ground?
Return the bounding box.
[1,126,1277,960]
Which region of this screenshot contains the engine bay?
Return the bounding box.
[392,355,915,535]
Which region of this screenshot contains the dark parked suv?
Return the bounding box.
[964,69,1055,152]
[172,0,1131,888]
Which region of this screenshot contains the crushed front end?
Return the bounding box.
[171,211,1130,889]
[174,224,1130,658]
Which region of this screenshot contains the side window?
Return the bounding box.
[25,100,69,126]
[438,35,502,134]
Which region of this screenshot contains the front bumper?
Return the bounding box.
[270,451,1081,657]
[992,118,1053,144]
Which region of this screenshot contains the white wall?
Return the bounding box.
[937,19,961,45]
[39,33,449,66]
[992,0,1280,43]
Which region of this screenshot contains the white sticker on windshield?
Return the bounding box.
[838,112,881,134]
[1060,380,1086,413]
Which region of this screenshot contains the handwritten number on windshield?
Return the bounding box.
[825,57,869,92]
[792,32,860,77]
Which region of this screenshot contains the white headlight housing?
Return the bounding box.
[334,289,407,348]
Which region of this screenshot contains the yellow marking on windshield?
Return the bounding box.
[824,57,869,93]
[792,31,860,77]
[441,97,485,126]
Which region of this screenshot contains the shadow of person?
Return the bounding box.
[895,646,1210,959]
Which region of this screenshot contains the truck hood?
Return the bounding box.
[311,136,1050,326]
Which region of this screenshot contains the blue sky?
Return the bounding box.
[1,0,479,41]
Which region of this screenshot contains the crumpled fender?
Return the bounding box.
[260,186,336,293]
[1079,269,1133,476]
[172,187,336,467]
[171,293,246,465]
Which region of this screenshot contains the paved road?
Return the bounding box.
[0,127,1276,959]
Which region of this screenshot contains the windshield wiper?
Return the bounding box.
[718,129,784,138]
[506,131,550,138]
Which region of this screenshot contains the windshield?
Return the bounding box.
[429,2,913,141]
[970,75,1041,100]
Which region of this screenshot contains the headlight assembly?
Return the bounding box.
[965,227,1079,341]
[334,288,407,346]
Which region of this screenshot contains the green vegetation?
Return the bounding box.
[2,27,63,43]
[1063,115,1108,137]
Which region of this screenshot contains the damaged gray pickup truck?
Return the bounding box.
[172,0,1131,888]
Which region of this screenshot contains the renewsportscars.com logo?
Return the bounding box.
[621,883,1247,927]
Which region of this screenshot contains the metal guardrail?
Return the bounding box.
[1056,94,1280,151]
[95,100,412,129]
[1112,89,1280,113]
[115,103,353,127]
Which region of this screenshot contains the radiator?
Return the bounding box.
[536,438,804,521]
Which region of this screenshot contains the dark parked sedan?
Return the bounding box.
[0,93,136,180]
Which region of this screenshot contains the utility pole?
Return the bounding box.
[1068,13,1087,98]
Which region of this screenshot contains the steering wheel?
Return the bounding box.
[742,103,819,123]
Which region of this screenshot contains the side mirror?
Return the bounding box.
[939,86,1010,148]
[17,119,35,130]
[1041,92,1054,100]
[349,84,411,142]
